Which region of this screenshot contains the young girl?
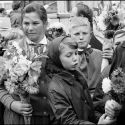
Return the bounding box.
[0,2,54,125]
[45,35,115,124]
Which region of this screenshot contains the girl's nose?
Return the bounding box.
[72,54,78,62]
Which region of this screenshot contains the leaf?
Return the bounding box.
[0,57,7,82]
[30,61,42,72]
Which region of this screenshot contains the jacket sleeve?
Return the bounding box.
[48,81,95,125]
[109,44,124,76]
[0,85,15,109]
[93,74,111,121]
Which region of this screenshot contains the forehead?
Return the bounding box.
[71,25,91,34]
[23,12,41,22]
[60,44,76,54]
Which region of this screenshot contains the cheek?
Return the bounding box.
[37,25,45,33]
[86,34,91,41]
[60,55,70,69]
[22,26,27,34]
[72,35,79,41]
[60,56,66,65]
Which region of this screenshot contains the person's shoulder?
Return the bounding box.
[93,48,102,53]
[48,75,64,92]
[91,48,102,57]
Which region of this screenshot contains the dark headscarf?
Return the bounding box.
[45,35,71,78]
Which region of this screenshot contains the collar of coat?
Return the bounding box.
[55,69,87,86]
[121,41,125,47]
[55,70,77,85]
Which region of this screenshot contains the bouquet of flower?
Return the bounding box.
[96,7,125,39]
[45,22,66,41]
[0,38,47,124]
[102,67,125,119]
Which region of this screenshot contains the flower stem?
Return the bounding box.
[19,93,31,125]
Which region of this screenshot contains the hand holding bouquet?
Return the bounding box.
[0,38,47,124]
[102,67,125,120]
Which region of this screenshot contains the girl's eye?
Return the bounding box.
[83,32,88,35]
[66,52,72,57]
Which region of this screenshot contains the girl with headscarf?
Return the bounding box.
[45,35,115,125]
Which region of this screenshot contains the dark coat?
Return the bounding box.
[110,41,125,75]
[0,69,55,125]
[0,37,55,125]
[93,41,125,124]
[90,33,102,51]
[48,70,96,125]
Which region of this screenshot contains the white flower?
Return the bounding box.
[96,10,107,31]
[19,55,32,66]
[4,80,18,94]
[12,41,22,54]
[5,60,13,70]
[12,56,18,63]
[102,77,112,93]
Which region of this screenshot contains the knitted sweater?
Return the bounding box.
[79,48,102,97]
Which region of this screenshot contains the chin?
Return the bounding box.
[78,45,87,49]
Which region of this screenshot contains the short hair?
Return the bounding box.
[22,1,47,24]
[73,3,93,28]
[69,16,91,29]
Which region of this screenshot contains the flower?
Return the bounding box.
[4,80,18,94]
[0,37,47,96]
[0,57,7,82]
[96,6,125,38]
[102,67,125,104]
[102,77,112,93]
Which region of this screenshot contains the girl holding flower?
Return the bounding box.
[45,35,115,125]
[0,2,54,125]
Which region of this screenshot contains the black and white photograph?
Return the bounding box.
[0,1,125,124]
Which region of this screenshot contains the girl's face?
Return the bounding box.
[59,44,79,71]
[22,12,47,43]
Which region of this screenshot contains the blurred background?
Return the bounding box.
[0,1,125,34]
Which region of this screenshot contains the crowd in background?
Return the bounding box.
[0,1,125,125]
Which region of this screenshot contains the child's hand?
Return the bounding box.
[102,48,113,59]
[105,100,122,119]
[98,114,116,124]
[11,101,33,116]
[105,100,115,118]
